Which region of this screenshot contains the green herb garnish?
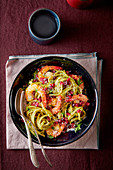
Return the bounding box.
[52,126,55,130]
[75,123,81,133]
[77,79,83,85]
[48,135,54,139]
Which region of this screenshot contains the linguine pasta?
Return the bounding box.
[24,66,90,138]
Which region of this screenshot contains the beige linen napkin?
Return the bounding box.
[6,53,102,149]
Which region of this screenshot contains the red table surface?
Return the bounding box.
[0,0,113,170]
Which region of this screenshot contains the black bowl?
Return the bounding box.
[9,56,98,147]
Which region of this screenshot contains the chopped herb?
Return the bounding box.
[49,90,52,93]
[52,126,55,130]
[26,107,31,111]
[48,135,54,139]
[61,112,65,116]
[77,79,83,85]
[75,123,81,133]
[34,133,37,137]
[35,88,38,92]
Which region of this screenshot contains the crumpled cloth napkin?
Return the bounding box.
[5,53,102,149]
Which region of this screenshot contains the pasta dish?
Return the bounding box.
[24,66,90,139]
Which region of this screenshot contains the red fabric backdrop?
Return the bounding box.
[0,0,113,170]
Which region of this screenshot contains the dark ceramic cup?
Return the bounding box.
[28,8,61,45]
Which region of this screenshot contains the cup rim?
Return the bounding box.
[28,8,61,41]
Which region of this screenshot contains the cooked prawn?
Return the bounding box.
[71,94,88,107]
[69,74,84,90]
[38,66,63,81]
[46,123,65,138]
[48,98,57,107]
[25,84,47,107]
[51,95,62,114]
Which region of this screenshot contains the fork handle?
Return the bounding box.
[23,116,40,168]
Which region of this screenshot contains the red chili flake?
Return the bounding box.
[66,112,71,116]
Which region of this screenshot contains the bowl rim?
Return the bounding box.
[9,56,98,147]
[28,8,61,41]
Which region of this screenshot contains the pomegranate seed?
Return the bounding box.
[67,78,70,81]
[33,79,37,82]
[65,119,68,124]
[75,103,79,107]
[36,74,38,78]
[44,87,47,91]
[50,86,53,89]
[63,127,67,132]
[77,109,81,113]
[70,91,73,95]
[37,68,40,72]
[40,77,43,81]
[67,95,71,99]
[63,117,65,121]
[60,81,64,85]
[66,71,69,74]
[72,103,76,107]
[31,102,36,106]
[50,83,55,88]
[35,102,39,107]
[79,102,83,106]
[58,119,62,123]
[86,102,90,107]
[65,99,70,102]
[64,81,67,85]
[71,123,75,128]
[66,113,71,116]
[47,116,50,121]
[32,91,35,96]
[38,97,42,102]
[68,125,71,129]
[53,70,56,73]
[65,117,68,121]
[53,76,56,80]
